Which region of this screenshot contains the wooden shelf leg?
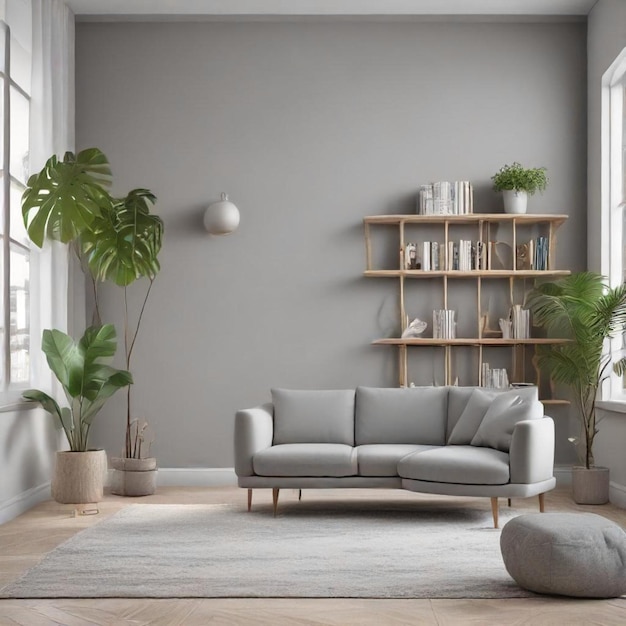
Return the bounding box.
[491,497,499,529]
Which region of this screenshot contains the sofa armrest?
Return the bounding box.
[509,417,555,484]
[234,403,274,477]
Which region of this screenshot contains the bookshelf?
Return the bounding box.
[363,213,570,402]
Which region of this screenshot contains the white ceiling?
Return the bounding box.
[65,0,599,19]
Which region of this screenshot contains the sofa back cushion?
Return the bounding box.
[271,388,355,445]
[446,385,539,440]
[355,386,447,445]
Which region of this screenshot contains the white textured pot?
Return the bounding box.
[51,449,107,504]
[571,466,610,505]
[110,457,158,497]
[503,190,528,214]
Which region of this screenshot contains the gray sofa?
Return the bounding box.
[234,386,556,527]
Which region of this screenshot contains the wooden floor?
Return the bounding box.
[1,486,626,625]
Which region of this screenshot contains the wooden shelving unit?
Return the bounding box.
[363,213,570,403]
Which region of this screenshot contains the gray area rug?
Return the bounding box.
[1,500,531,598]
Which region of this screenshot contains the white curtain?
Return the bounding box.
[29,0,77,389]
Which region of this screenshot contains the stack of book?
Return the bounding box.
[481,363,509,389]
[433,309,456,339]
[511,304,530,339]
[533,236,549,270]
[417,181,474,215]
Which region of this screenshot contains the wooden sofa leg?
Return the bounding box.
[538,492,545,513]
[507,498,511,507]
[298,489,302,501]
[491,497,499,529]
[272,488,280,517]
[247,489,252,512]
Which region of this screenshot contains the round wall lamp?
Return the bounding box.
[204,193,240,235]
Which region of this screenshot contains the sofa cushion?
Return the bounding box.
[446,386,539,440]
[253,443,357,477]
[271,389,355,445]
[355,386,447,445]
[471,396,543,452]
[398,446,510,485]
[356,444,438,477]
[448,388,495,445]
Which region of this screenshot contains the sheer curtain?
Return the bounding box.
[29,0,77,390]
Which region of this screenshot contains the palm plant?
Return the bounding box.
[23,325,132,451]
[22,148,163,459]
[527,272,626,468]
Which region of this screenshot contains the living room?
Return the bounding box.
[1,0,626,623]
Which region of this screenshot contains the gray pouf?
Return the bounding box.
[500,513,626,598]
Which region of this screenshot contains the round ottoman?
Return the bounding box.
[500,513,626,598]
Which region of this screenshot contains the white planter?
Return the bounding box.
[503,190,528,214]
[571,466,610,505]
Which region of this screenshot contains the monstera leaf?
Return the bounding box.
[81,188,164,286]
[22,148,113,247]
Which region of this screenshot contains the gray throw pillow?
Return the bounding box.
[448,387,495,445]
[471,394,543,452]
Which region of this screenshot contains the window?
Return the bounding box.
[0,17,31,394]
[604,48,626,400]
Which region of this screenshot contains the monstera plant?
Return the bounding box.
[22,324,131,506]
[22,148,163,496]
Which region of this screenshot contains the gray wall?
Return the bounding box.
[75,20,587,469]
[587,1,626,494]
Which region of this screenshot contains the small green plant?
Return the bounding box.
[491,162,548,195]
[22,325,132,452]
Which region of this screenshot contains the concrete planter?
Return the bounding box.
[51,449,107,504]
[110,457,158,496]
[572,466,610,505]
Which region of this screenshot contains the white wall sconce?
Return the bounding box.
[204,193,240,235]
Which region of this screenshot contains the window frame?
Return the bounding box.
[0,18,32,403]
[603,47,626,402]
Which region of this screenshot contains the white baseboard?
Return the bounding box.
[106,467,238,488]
[0,482,50,526]
[609,481,626,509]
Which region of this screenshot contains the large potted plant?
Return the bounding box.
[527,272,626,504]
[22,148,164,497]
[491,162,548,214]
[23,325,131,507]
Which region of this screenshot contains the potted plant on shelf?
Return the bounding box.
[23,325,131,508]
[527,272,626,504]
[22,148,164,497]
[491,162,548,214]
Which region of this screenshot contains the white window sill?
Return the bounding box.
[596,400,626,415]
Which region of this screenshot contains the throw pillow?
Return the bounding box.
[447,387,494,445]
[471,395,543,452]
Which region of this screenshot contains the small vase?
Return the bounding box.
[503,190,528,214]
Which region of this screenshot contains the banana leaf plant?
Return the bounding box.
[527,272,626,468]
[23,325,132,452]
[22,148,163,459]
